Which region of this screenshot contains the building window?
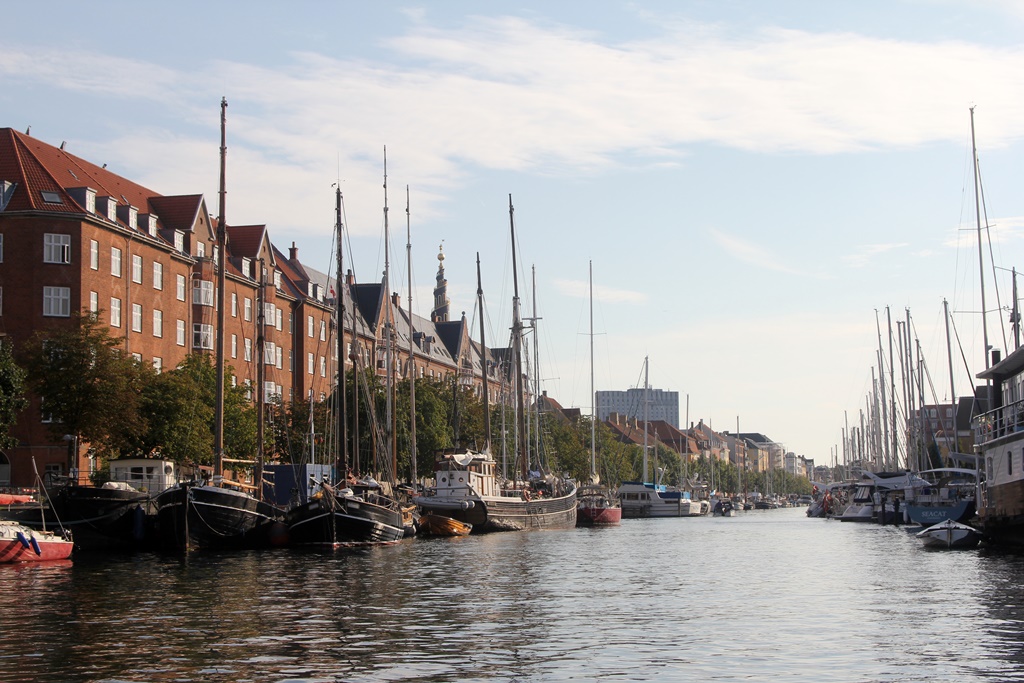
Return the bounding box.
[244,338,252,362]
[307,352,314,375]
[320,320,327,341]
[153,357,162,373]
[276,308,283,331]
[274,271,282,288]
[110,298,122,327]
[42,287,71,317]
[153,262,163,290]
[89,239,98,270]
[193,280,214,306]
[131,303,143,332]
[263,302,275,325]
[231,334,237,359]
[131,254,143,283]
[110,247,122,277]
[264,341,276,365]
[308,315,314,337]
[176,274,186,301]
[193,323,214,350]
[43,234,72,264]
[174,231,184,252]
[244,298,252,322]
[176,320,186,346]
[89,291,99,314]
[320,356,327,377]
[153,309,163,338]
[231,292,238,318]
[196,241,205,258]
[276,347,283,369]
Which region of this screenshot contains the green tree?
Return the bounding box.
[0,341,28,451]
[139,354,214,464]
[19,314,147,462]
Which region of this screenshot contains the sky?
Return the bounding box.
[4,1,1024,465]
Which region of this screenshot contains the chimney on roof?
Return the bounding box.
[289,242,298,261]
[346,269,355,286]
[60,141,66,150]
[392,292,401,309]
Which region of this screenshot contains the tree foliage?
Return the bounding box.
[0,341,27,451]
[19,314,147,457]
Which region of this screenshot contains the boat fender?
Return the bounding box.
[30,536,41,556]
[16,531,30,549]
[461,500,475,510]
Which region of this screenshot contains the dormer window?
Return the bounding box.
[273,270,281,288]
[196,241,206,258]
[241,257,251,278]
[139,214,158,237]
[174,230,184,252]
[0,181,16,211]
[96,196,117,221]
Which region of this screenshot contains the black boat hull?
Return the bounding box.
[2,485,152,550]
[285,495,404,546]
[154,484,280,552]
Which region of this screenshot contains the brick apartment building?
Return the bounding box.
[0,128,512,487]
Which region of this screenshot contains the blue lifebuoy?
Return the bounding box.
[16,532,30,549]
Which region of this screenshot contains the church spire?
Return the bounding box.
[431,243,450,323]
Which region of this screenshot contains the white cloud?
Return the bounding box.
[711,229,808,275]
[6,14,1024,243]
[842,242,911,268]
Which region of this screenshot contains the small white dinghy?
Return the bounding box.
[916,519,980,549]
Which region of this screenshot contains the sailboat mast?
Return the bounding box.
[508,194,528,481]
[406,185,416,484]
[531,265,541,470]
[214,96,228,481]
[477,253,492,451]
[383,147,396,480]
[256,259,266,499]
[970,106,992,372]
[351,274,360,475]
[589,261,596,479]
[336,185,348,479]
[643,356,649,483]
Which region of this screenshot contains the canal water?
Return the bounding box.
[4,507,1024,682]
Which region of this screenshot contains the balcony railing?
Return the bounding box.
[973,398,1024,444]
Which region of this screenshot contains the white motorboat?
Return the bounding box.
[916,519,980,549]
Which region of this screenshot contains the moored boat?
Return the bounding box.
[286,477,404,547]
[618,481,704,518]
[0,521,73,563]
[414,450,578,532]
[417,512,472,537]
[916,519,980,549]
[154,480,281,552]
[576,484,622,526]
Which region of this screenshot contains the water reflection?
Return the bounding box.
[5,509,1024,681]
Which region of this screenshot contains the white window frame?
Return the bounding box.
[244,298,252,322]
[153,309,163,338]
[110,297,122,327]
[89,239,98,270]
[231,292,238,318]
[43,233,72,264]
[193,280,214,306]
[131,254,143,284]
[131,303,143,333]
[308,315,314,338]
[192,323,214,350]
[307,352,314,375]
[244,338,252,362]
[110,247,122,277]
[176,274,186,301]
[153,262,163,290]
[231,334,237,359]
[176,319,186,346]
[42,286,71,317]
[89,291,99,314]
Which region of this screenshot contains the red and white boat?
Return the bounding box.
[576,484,622,527]
[0,522,73,563]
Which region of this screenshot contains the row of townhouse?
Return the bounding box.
[598,411,813,479]
[0,128,514,488]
